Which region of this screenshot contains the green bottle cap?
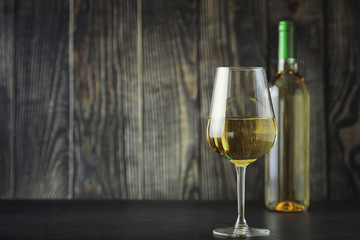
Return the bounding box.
[278,21,296,59]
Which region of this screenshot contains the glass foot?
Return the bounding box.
[213,226,270,238]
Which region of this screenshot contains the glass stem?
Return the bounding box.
[235,166,249,231]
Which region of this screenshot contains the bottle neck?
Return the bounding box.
[278,21,296,72]
[278,58,298,71]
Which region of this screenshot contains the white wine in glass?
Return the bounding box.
[207,67,277,237]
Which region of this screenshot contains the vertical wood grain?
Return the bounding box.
[73,0,139,198]
[142,0,199,199]
[1,0,358,200]
[198,0,268,200]
[0,0,14,198]
[68,0,75,199]
[14,0,70,198]
[326,0,360,200]
[268,0,327,200]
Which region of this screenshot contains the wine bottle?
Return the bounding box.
[264,21,310,212]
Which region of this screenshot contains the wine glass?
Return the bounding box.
[207,67,277,237]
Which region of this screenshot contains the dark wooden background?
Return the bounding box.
[0,0,359,200]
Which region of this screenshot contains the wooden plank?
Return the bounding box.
[326,0,360,200]
[73,0,139,198]
[0,0,14,198]
[199,0,268,200]
[14,0,70,198]
[268,0,327,200]
[141,0,199,199]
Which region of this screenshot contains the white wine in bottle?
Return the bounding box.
[265,21,310,212]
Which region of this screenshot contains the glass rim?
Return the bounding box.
[217,67,264,71]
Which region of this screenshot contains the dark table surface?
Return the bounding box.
[0,200,359,240]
